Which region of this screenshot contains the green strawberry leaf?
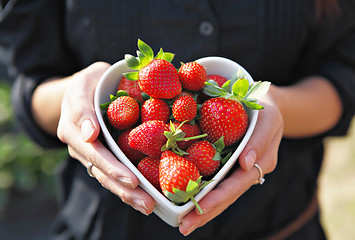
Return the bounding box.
[155,48,164,60]
[245,81,271,101]
[212,151,221,161]
[203,80,226,97]
[214,136,225,153]
[164,131,174,140]
[125,54,140,70]
[115,90,130,98]
[232,67,246,80]
[240,98,264,110]
[221,80,231,92]
[142,92,150,100]
[137,50,150,67]
[100,102,110,111]
[161,52,175,63]
[100,90,129,110]
[232,78,249,98]
[137,39,154,62]
[221,151,232,165]
[123,71,139,81]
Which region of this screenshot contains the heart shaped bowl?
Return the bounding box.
[94,56,258,227]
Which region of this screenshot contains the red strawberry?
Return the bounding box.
[138,157,161,190]
[117,129,146,165]
[178,62,207,91]
[199,97,248,146]
[159,151,200,194]
[106,96,140,130]
[128,120,169,158]
[172,121,202,150]
[124,40,181,99]
[141,98,170,123]
[201,78,270,146]
[138,59,181,99]
[172,95,197,123]
[185,140,220,177]
[207,74,228,87]
[117,76,144,103]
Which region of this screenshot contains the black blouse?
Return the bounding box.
[1,0,355,239]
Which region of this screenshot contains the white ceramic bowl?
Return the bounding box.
[94,56,258,227]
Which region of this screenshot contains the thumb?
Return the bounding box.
[81,118,100,142]
[74,62,111,142]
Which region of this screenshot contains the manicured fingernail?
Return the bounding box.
[183,225,196,236]
[245,150,257,171]
[81,119,94,142]
[133,199,149,216]
[118,177,135,188]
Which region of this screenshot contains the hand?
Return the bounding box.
[57,62,155,215]
[179,90,284,236]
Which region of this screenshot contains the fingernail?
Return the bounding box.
[81,119,94,142]
[245,150,257,171]
[133,199,149,216]
[118,177,135,188]
[183,225,196,236]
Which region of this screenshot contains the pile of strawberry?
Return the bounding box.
[101,40,270,212]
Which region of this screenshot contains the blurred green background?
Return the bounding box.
[0,66,354,239]
[0,69,67,239]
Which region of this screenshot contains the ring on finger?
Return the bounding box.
[253,163,265,185]
[87,162,95,178]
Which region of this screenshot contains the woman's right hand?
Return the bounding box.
[57,62,155,215]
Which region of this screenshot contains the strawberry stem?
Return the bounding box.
[176,133,208,142]
[190,196,203,214]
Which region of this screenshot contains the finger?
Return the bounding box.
[67,133,140,189]
[84,160,155,216]
[64,62,111,143]
[239,98,283,171]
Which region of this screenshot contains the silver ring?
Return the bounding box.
[253,163,265,185]
[87,163,95,178]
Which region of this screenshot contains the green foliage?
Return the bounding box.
[0,81,66,211]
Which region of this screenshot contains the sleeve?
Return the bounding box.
[305,0,355,138]
[316,31,355,137]
[0,0,77,148]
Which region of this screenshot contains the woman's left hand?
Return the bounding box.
[179,90,284,236]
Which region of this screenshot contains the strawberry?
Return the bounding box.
[141,98,170,123]
[139,59,181,99]
[117,129,146,165]
[172,121,202,150]
[128,120,169,158]
[103,92,140,130]
[201,77,270,146]
[159,150,209,213]
[124,39,181,99]
[178,62,207,91]
[117,75,144,103]
[138,157,161,190]
[199,97,248,146]
[172,95,197,123]
[159,150,200,194]
[185,138,225,177]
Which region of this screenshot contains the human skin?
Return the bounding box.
[31,61,342,236]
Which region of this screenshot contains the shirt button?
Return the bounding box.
[199,21,214,36]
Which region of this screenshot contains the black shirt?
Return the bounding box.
[1,0,355,239]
